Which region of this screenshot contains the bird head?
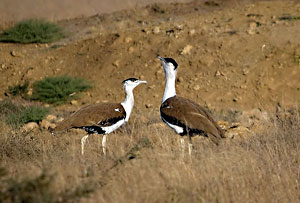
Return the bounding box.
[122,78,147,91]
[158,56,178,78]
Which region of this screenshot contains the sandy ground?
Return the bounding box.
[0,0,299,115]
[0,0,191,23]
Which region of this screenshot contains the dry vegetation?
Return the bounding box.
[1,0,300,202]
[0,110,299,203]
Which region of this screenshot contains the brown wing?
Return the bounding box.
[55,103,126,131]
[160,96,224,138]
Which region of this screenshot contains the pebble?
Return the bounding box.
[189,29,196,36]
[11,50,22,57]
[145,103,153,108]
[242,68,249,75]
[70,100,78,105]
[128,47,134,54]
[233,98,239,102]
[177,76,184,82]
[193,85,200,91]
[112,60,119,67]
[27,89,33,96]
[180,44,193,55]
[124,37,132,43]
[46,114,57,121]
[152,27,160,34]
[247,21,257,35]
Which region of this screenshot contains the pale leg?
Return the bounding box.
[180,137,185,157]
[81,135,89,155]
[102,134,107,155]
[188,143,193,156]
[188,135,193,156]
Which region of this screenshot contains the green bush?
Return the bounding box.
[0,99,50,128]
[0,19,64,43]
[30,75,92,104]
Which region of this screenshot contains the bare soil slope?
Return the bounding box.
[0,0,299,115]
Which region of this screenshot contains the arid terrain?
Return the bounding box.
[0,0,300,202]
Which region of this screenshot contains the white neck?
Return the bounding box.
[162,73,176,103]
[121,88,134,122]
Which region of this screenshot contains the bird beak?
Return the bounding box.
[157,56,165,63]
[138,80,147,84]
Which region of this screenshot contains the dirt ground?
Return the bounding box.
[0,0,299,116]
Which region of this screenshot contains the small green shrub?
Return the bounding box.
[0,99,50,128]
[0,19,64,43]
[7,106,50,127]
[8,80,29,97]
[30,75,92,104]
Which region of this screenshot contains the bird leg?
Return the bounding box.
[81,135,89,155]
[102,134,107,155]
[180,137,185,158]
[188,135,193,156]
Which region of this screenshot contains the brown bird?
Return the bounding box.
[158,56,225,155]
[55,78,147,155]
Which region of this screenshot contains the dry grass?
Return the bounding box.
[0,110,299,203]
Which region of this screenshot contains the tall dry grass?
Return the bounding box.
[0,110,299,203]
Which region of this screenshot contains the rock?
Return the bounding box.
[46,114,57,121]
[215,70,225,77]
[10,50,23,57]
[112,60,119,67]
[247,21,257,35]
[124,37,132,43]
[21,122,39,132]
[240,84,247,89]
[27,89,33,96]
[139,75,145,80]
[177,76,184,82]
[193,85,200,91]
[242,68,249,75]
[145,103,153,108]
[189,29,196,36]
[180,44,193,55]
[40,120,56,130]
[128,46,134,54]
[148,85,156,89]
[70,100,78,105]
[152,27,160,34]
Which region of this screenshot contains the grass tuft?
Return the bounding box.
[30,75,92,104]
[0,99,50,128]
[8,80,29,97]
[0,19,64,43]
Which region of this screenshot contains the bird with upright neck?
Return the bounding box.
[55,78,147,155]
[158,56,225,156]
